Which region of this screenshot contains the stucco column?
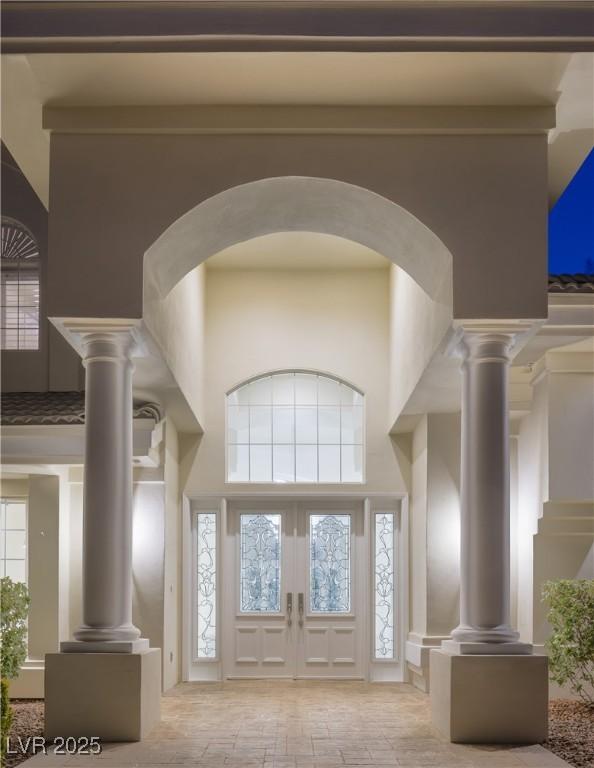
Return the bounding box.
[448,329,529,653]
[65,329,146,650]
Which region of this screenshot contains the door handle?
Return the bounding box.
[286,592,293,626]
[298,592,304,627]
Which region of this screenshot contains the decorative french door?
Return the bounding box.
[223,500,366,679]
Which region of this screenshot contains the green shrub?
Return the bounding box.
[0,679,11,766]
[0,577,31,766]
[1,577,30,681]
[543,579,594,706]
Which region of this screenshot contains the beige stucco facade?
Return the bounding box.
[1,12,593,748]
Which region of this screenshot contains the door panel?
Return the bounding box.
[224,500,365,680]
[226,503,296,678]
[296,504,365,679]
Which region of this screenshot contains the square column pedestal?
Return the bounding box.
[45,649,161,742]
[430,649,548,743]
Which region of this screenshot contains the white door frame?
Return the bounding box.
[182,492,409,684]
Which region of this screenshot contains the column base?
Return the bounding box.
[442,639,533,655]
[406,634,451,691]
[45,649,161,741]
[61,638,150,653]
[430,649,548,744]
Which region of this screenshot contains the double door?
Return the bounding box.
[223,500,366,679]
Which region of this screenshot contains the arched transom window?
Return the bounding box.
[1,218,40,350]
[227,372,364,483]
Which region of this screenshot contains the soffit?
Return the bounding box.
[23,52,577,107]
[205,232,390,271]
[1,50,592,208]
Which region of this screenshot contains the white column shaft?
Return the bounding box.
[452,333,519,645]
[74,332,140,643]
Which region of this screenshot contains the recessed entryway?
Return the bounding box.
[185,496,406,683]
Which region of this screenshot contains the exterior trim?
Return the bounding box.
[3,1,594,54]
[43,105,556,136]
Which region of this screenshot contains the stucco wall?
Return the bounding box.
[185,266,405,494]
[389,264,452,425]
[409,414,461,640]
[27,475,60,662]
[515,355,594,646]
[48,133,548,322]
[1,143,50,392]
[145,265,206,425]
[163,418,181,691]
[68,474,167,654]
[1,144,83,394]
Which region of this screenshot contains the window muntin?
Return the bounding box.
[0,499,27,583]
[1,219,40,351]
[227,372,364,483]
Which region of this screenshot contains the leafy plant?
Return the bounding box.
[1,578,30,680]
[0,680,10,767]
[543,579,594,707]
[1,577,31,766]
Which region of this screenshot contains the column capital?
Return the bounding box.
[447,319,544,362]
[49,317,145,359]
[79,331,136,367]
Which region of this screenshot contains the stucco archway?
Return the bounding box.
[143,176,453,302]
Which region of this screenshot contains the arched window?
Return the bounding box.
[227,371,364,483]
[1,218,40,350]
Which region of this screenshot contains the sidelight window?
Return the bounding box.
[195,512,217,659]
[374,512,395,659]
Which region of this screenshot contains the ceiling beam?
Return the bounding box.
[3,1,594,54]
[42,105,556,135]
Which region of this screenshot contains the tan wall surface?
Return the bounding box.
[48,133,548,321]
[389,264,452,425]
[163,418,181,690]
[27,475,60,661]
[68,477,167,652]
[185,267,405,494]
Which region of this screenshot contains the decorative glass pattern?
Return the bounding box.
[240,514,281,612]
[196,512,217,658]
[1,218,40,350]
[310,514,351,613]
[227,372,364,483]
[0,499,27,583]
[374,513,395,659]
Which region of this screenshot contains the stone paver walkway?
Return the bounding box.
[26,680,570,767]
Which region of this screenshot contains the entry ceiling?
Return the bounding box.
[22,52,577,107]
[2,50,593,208]
[206,233,389,271]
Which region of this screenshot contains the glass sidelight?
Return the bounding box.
[374,512,395,659]
[195,512,217,659]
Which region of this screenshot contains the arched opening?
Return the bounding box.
[143,176,452,303]
[142,176,454,428]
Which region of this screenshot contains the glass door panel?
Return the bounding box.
[222,501,366,680]
[296,504,364,679]
[224,504,296,678]
[240,513,282,613]
[309,514,351,613]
